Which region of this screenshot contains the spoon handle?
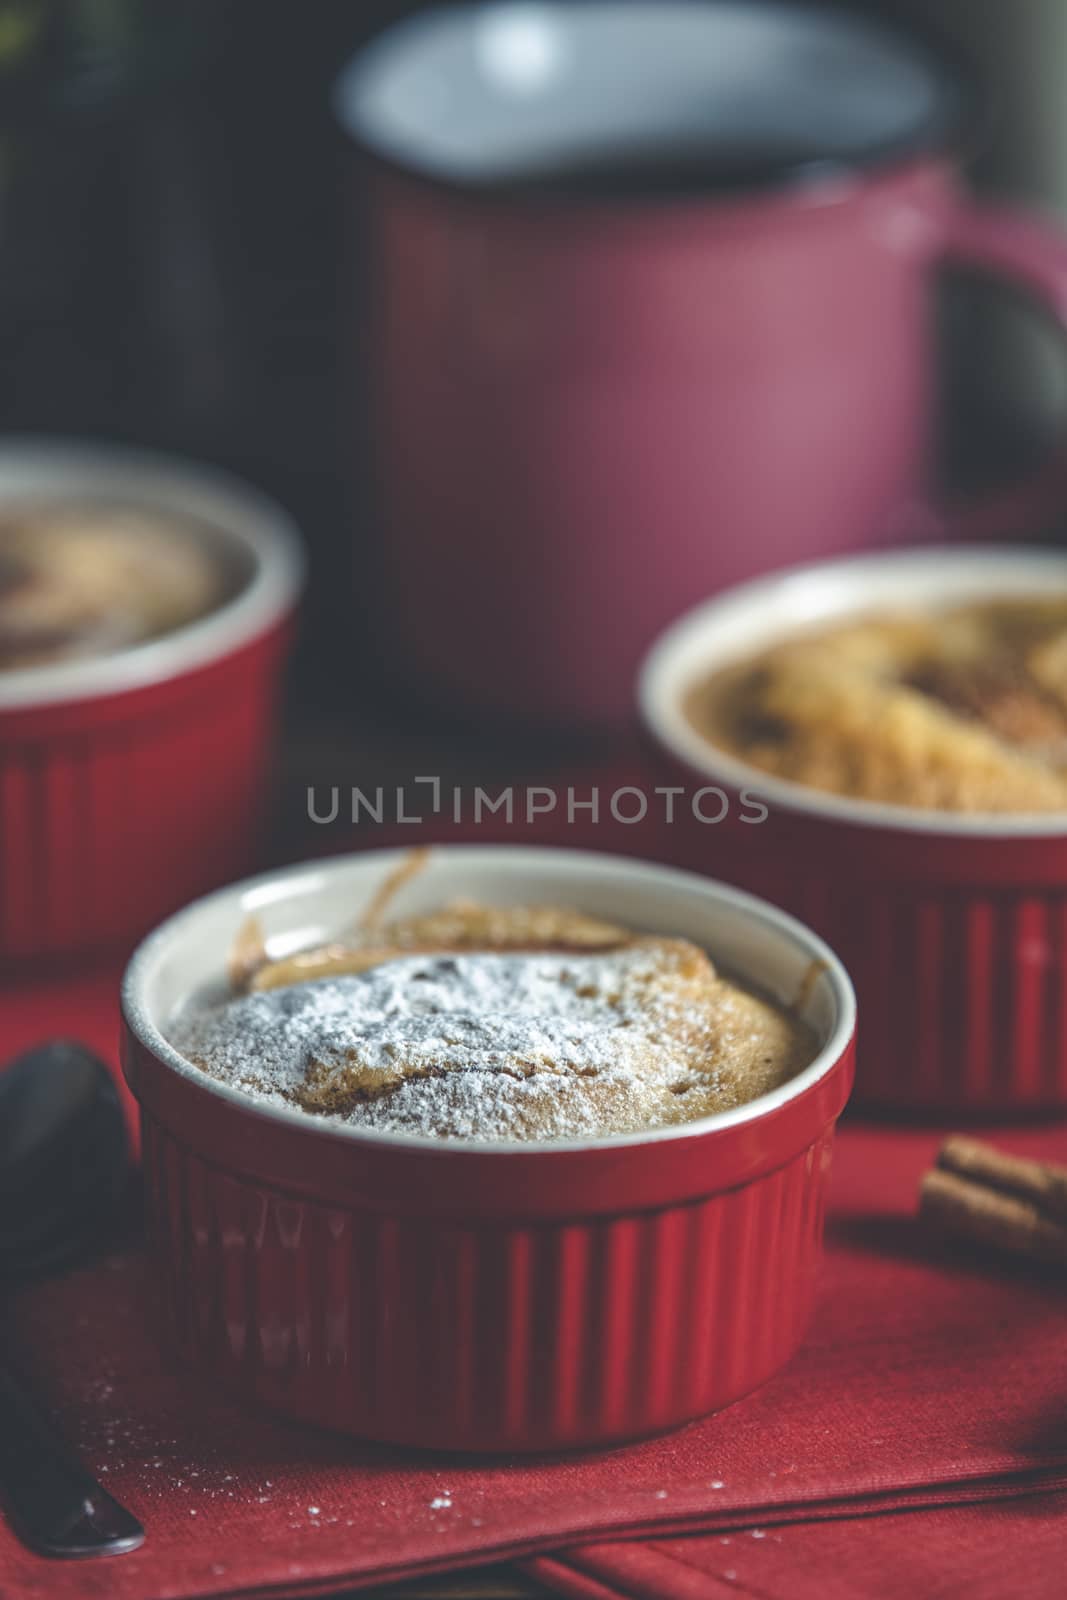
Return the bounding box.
[0,1363,144,1557]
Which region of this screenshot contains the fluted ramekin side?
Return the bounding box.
[0,627,290,961]
[141,1110,839,1452]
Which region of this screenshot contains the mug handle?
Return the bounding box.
[901,203,1067,542]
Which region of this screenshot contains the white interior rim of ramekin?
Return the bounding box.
[0,438,305,709]
[640,544,1067,839]
[121,846,856,1156]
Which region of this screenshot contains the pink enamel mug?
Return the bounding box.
[337,0,1067,728]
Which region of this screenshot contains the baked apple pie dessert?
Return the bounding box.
[171,861,815,1142]
[685,598,1067,813]
[0,501,229,671]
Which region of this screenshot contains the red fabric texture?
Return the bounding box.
[528,1491,1067,1600]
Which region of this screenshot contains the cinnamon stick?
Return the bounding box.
[920,1167,1067,1267]
[937,1134,1067,1221]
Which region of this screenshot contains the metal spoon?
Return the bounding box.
[0,1041,144,1557]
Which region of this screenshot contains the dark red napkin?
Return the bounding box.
[528,1490,1067,1600]
[3,953,1067,1600]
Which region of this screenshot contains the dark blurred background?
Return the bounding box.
[0,0,526,821]
[0,1,380,718]
[2,0,1064,809]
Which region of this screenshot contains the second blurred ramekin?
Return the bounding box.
[122,846,854,1452]
[0,441,303,963]
[641,546,1067,1114]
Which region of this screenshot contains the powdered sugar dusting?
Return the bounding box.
[169,944,810,1142]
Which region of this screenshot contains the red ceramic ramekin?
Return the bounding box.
[121,846,855,1453]
[640,546,1067,1115]
[0,441,303,963]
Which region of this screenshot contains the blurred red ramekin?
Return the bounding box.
[121,846,854,1452]
[640,546,1067,1114]
[0,441,303,964]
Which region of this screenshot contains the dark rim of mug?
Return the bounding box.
[333,2,984,208]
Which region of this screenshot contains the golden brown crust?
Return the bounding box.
[256,932,809,1131]
[0,503,226,670]
[686,599,1067,813]
[246,903,635,992]
[194,899,816,1139]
